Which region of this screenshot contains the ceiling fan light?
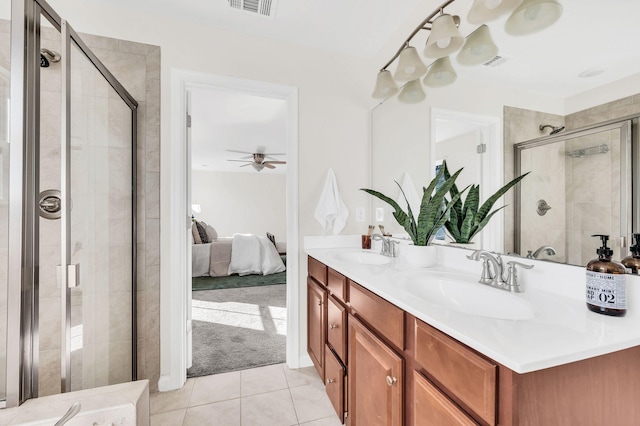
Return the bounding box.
[251,162,264,172]
[424,14,465,58]
[398,79,426,103]
[456,25,499,66]
[393,46,428,81]
[423,57,457,88]
[504,0,563,36]
[372,70,399,99]
[467,0,523,24]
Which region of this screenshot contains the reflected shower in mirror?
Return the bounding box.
[514,119,635,266]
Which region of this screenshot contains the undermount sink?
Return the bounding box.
[400,274,536,320]
[332,250,392,266]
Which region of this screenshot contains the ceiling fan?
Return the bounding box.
[226,149,286,171]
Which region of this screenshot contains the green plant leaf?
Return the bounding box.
[445,207,461,242]
[475,172,530,226]
[468,205,507,241]
[443,161,463,226]
[460,206,476,242]
[416,168,464,246]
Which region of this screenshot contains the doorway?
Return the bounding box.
[166,69,299,390]
[187,86,289,376]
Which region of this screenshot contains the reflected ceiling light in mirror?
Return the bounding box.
[372,70,399,98]
[504,0,563,36]
[424,14,465,58]
[398,79,426,103]
[393,46,428,81]
[467,0,523,24]
[457,25,499,66]
[423,57,457,87]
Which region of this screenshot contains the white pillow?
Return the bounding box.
[259,236,286,275]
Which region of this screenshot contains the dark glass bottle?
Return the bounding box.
[586,234,626,317]
[621,233,640,275]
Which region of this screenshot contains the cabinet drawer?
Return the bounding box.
[308,256,327,286]
[324,345,346,424]
[349,281,404,351]
[414,319,496,426]
[327,295,347,363]
[327,268,347,302]
[413,370,479,426]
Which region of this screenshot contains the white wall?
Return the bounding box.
[192,170,286,240]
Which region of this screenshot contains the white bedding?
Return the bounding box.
[228,234,286,276]
[192,234,285,277]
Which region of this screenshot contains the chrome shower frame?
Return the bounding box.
[7,0,138,406]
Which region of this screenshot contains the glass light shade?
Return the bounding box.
[393,46,428,81]
[504,0,562,36]
[398,79,426,103]
[372,70,399,99]
[467,0,523,24]
[423,57,457,88]
[456,25,499,66]
[424,14,465,58]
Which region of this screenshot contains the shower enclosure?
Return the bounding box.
[3,0,137,407]
[514,118,638,266]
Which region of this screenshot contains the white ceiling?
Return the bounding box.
[134,0,640,171]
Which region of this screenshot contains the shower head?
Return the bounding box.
[539,124,565,135]
[40,48,61,67]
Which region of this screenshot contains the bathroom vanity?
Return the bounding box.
[306,245,640,425]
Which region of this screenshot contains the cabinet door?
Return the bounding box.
[413,370,478,426]
[348,315,403,426]
[308,277,327,378]
[327,295,347,363]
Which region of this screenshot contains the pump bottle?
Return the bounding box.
[585,234,626,317]
[621,233,640,275]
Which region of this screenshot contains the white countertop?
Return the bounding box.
[305,242,640,374]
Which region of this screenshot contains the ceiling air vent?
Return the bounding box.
[229,0,277,18]
[483,55,512,68]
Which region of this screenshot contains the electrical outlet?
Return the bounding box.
[375,207,384,222]
[355,207,365,222]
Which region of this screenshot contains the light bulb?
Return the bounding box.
[437,38,452,49]
[524,4,541,20]
[404,65,416,74]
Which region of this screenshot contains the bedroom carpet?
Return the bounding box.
[192,255,286,291]
[187,284,286,378]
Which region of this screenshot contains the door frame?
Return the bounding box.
[161,69,299,391]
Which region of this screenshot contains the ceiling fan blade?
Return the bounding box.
[240,163,252,167]
[263,163,276,169]
[227,159,252,163]
[225,149,254,156]
[264,161,286,165]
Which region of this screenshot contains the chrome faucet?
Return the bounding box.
[527,245,557,259]
[372,234,399,257]
[467,250,533,293]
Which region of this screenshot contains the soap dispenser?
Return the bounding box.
[621,233,640,275]
[586,234,626,317]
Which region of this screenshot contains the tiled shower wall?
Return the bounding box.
[0,20,160,395]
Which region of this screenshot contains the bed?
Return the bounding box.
[191,221,286,278]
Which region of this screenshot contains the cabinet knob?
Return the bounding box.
[329,324,337,330]
[326,378,335,385]
[318,300,323,306]
[386,376,397,387]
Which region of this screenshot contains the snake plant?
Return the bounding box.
[443,161,529,244]
[361,166,467,246]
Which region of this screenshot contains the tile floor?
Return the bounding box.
[150,363,341,426]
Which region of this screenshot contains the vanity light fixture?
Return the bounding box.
[372,70,399,99]
[504,0,563,36]
[423,56,457,87]
[393,46,428,81]
[424,14,465,58]
[372,0,562,102]
[457,24,499,66]
[398,79,426,103]
[467,0,523,24]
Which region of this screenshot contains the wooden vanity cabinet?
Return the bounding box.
[307,276,326,379]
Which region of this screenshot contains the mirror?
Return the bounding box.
[370,1,640,266]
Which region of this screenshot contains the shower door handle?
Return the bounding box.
[57,264,80,288]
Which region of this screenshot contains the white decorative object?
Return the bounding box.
[406,244,437,268]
